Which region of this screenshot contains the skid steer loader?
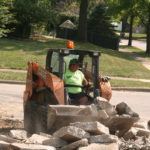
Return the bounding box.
[23,45,112,134]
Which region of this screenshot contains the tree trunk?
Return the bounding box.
[120,16,128,38]
[146,4,150,54]
[77,0,88,42]
[128,15,134,46]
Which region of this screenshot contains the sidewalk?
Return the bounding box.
[119,39,150,70]
[119,48,150,71]
[1,68,150,83]
[1,68,150,92]
[1,41,150,92]
[120,39,146,51]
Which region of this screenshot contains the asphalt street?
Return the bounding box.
[0,83,150,121]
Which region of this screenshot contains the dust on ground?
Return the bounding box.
[0,116,23,135]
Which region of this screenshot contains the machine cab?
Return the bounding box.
[45,48,101,98]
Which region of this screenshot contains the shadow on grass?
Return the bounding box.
[120,45,150,58]
[0,37,67,55]
[0,37,147,62]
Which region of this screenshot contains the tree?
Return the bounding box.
[77,0,89,42]
[106,0,140,46]
[0,0,14,37]
[138,0,150,54]
[11,0,52,38]
[88,2,116,37]
[106,0,150,53]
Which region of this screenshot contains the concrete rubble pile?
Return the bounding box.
[0,98,150,150]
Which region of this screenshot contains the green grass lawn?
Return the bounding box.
[1,71,150,88]
[124,33,146,41]
[110,79,150,88]
[0,36,150,87]
[120,45,150,60]
[0,71,26,81]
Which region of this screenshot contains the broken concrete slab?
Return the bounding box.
[60,138,88,150]
[47,105,98,133]
[0,140,11,150]
[133,120,148,129]
[9,130,27,140]
[123,127,137,140]
[47,105,108,132]
[25,134,50,144]
[96,99,117,116]
[123,127,150,140]
[0,134,18,143]
[76,104,98,116]
[11,143,56,150]
[39,132,52,138]
[53,126,90,142]
[141,146,150,150]
[70,121,109,135]
[116,102,139,117]
[89,134,118,143]
[136,128,150,137]
[43,137,67,148]
[97,109,109,119]
[78,143,119,150]
[103,115,139,137]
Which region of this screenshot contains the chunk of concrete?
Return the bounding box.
[123,127,150,140]
[0,134,18,143]
[43,137,67,148]
[97,109,109,119]
[123,127,137,140]
[103,115,139,137]
[40,132,52,138]
[78,143,119,150]
[141,146,150,150]
[47,105,107,132]
[76,104,98,116]
[0,140,10,150]
[77,104,108,120]
[116,102,139,117]
[60,139,88,150]
[9,130,27,140]
[89,134,118,143]
[96,99,117,116]
[25,134,50,144]
[70,121,109,135]
[53,126,90,142]
[133,120,148,129]
[11,143,56,150]
[136,128,150,137]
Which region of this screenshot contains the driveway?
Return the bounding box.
[120,39,146,51]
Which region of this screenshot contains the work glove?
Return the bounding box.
[101,76,111,82]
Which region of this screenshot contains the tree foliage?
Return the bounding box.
[0,0,14,37]
[11,0,52,38]
[106,0,150,52]
[88,2,116,37]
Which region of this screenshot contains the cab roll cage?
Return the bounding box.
[46,48,101,98]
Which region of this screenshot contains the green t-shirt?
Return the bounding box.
[64,69,84,94]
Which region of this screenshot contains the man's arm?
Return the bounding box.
[82,78,89,86]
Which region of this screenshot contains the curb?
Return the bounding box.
[1,80,150,92]
[0,80,25,85]
[112,87,150,92]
